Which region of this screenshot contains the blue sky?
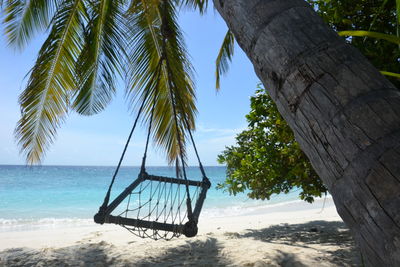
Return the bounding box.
[0,8,259,166]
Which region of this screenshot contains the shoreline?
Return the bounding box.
[0,197,333,233]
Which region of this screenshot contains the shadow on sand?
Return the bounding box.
[133,237,232,266]
[0,221,360,266]
[0,241,112,267]
[237,220,360,266]
[0,238,230,267]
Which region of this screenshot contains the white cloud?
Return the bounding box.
[196,125,245,136]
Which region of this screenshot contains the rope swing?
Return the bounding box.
[94,57,211,241]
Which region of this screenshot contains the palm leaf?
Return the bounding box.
[215,29,235,90]
[15,0,87,164]
[338,30,400,45]
[381,71,400,79]
[2,0,57,49]
[72,0,127,115]
[180,0,208,14]
[125,0,196,163]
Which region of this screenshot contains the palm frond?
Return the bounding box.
[215,29,234,90]
[381,70,400,79]
[180,0,208,14]
[2,0,58,49]
[125,0,196,164]
[72,0,127,115]
[15,0,87,164]
[338,30,400,45]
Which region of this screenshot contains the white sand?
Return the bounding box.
[0,198,360,266]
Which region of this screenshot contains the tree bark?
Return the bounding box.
[213,0,400,265]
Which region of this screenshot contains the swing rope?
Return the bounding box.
[97,88,151,215]
[140,80,158,174]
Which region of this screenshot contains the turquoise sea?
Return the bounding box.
[0,165,303,232]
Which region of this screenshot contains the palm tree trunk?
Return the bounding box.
[213,0,400,265]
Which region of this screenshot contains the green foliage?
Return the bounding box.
[217,86,327,203]
[310,0,400,87]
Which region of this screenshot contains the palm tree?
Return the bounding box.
[2,0,201,165]
[2,0,399,265]
[213,0,400,265]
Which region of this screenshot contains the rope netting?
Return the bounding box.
[112,172,201,240]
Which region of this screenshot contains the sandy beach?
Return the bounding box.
[0,198,360,266]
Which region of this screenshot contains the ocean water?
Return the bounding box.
[0,165,303,232]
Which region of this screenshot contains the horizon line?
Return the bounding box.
[0,164,225,168]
